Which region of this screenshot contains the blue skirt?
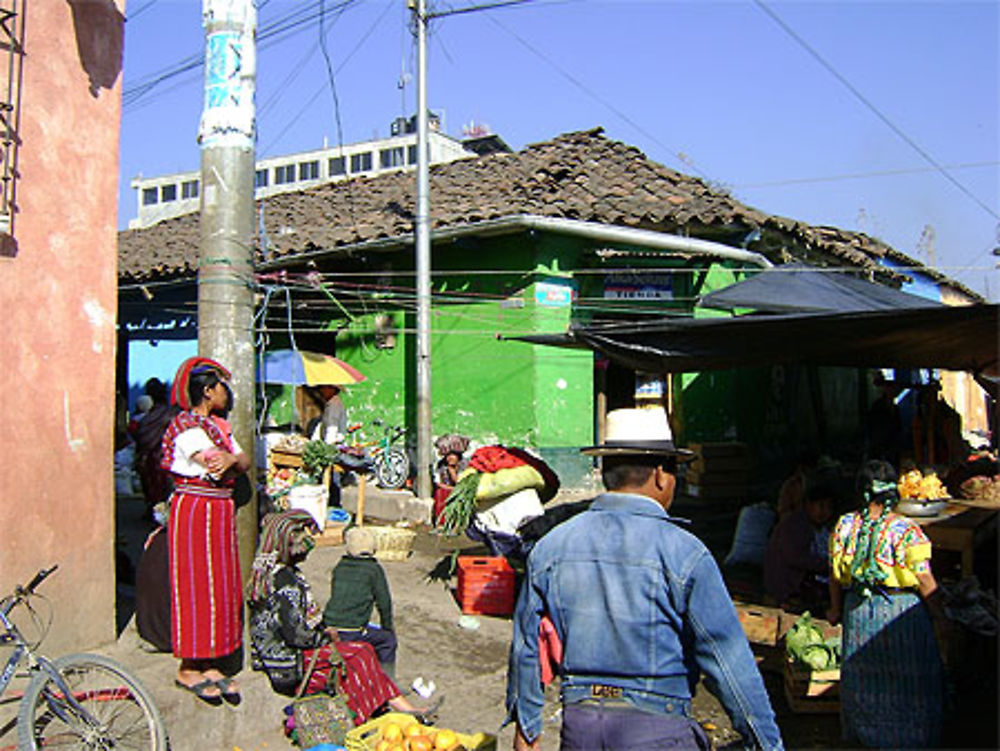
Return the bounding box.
[841,588,944,748]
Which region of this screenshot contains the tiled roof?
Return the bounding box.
[119,128,973,297]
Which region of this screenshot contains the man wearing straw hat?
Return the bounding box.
[506,407,783,751]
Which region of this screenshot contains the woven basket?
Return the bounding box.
[366,526,417,561]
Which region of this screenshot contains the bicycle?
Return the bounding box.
[341,420,410,490]
[1,565,168,750]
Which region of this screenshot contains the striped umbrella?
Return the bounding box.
[258,349,367,386]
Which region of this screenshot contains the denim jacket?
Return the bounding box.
[505,492,784,750]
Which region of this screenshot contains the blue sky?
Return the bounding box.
[120,0,999,298]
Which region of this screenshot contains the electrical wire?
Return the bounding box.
[428,0,539,19]
[123,0,358,112]
[481,10,714,181]
[259,0,394,157]
[736,161,1000,190]
[126,0,159,22]
[752,0,998,223]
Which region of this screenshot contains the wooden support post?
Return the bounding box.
[356,473,366,527]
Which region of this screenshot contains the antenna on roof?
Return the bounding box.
[917,224,936,268]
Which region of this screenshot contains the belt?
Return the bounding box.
[172,483,233,499]
[562,683,691,718]
[858,585,916,596]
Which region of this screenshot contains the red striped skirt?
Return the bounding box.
[168,485,243,659]
[302,641,401,725]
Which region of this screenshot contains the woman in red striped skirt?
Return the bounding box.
[161,357,250,705]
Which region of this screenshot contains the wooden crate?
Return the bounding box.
[783,659,840,714]
[270,448,304,468]
[314,522,347,547]
[735,604,780,646]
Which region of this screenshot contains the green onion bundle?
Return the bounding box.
[440,472,481,536]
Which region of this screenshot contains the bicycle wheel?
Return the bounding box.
[375,447,409,490]
[18,652,168,750]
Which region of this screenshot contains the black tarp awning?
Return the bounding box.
[698,263,942,314]
[514,304,1000,376]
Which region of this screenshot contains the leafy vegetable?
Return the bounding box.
[800,643,835,671]
[440,473,481,536]
[785,611,841,670]
[302,440,339,475]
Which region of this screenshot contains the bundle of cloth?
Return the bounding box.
[439,445,559,557]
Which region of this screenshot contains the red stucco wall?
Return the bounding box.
[0,1,124,652]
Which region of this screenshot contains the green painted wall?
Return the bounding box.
[271,233,595,486]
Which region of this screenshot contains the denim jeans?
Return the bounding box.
[561,700,710,751]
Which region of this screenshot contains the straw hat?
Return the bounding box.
[581,407,694,460]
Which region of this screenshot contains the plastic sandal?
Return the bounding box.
[174,678,223,706]
[214,676,242,706]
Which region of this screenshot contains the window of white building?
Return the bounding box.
[380,147,405,169]
[299,160,319,180]
[350,152,372,173]
[275,164,296,184]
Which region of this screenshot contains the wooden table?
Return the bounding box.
[915,502,998,577]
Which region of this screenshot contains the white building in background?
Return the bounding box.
[129,115,509,229]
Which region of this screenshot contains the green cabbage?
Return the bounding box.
[785,612,841,669]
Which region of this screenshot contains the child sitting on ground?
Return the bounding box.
[323,527,398,679]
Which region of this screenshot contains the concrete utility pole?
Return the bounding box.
[199,0,258,575]
[412,0,433,500]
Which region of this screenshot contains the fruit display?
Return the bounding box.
[959,474,1000,504]
[348,714,495,751]
[897,469,948,500]
[371,721,464,751]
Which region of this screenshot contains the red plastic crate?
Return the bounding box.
[456,556,515,616]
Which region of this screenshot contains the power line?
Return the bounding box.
[259,0,394,157]
[482,11,714,182]
[753,0,998,222]
[123,0,358,111]
[428,0,539,20]
[126,0,159,22]
[318,0,351,152]
[736,161,1000,190]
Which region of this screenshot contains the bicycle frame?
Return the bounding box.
[0,575,108,726]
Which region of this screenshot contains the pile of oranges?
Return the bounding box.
[374,721,463,751]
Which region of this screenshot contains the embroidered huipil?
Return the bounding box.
[829,512,932,589]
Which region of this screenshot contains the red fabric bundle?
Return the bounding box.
[468,445,527,473]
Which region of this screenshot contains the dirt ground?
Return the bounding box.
[307,520,843,751]
[3,490,994,751]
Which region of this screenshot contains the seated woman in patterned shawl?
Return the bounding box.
[247,511,439,726]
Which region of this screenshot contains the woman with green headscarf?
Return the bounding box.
[827,460,947,748]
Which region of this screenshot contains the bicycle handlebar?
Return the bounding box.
[23,565,58,596]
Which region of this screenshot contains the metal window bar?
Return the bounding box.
[0,0,24,245]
